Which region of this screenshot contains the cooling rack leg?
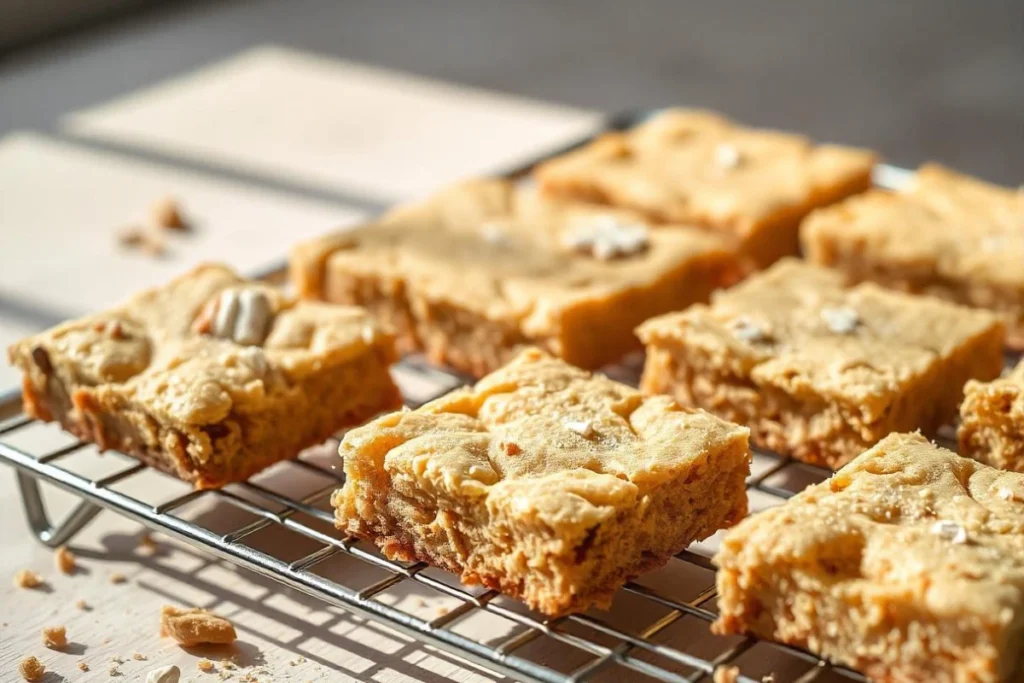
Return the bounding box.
[16,471,102,547]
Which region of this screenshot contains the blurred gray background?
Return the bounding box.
[1,0,1022,182]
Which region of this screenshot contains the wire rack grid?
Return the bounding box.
[0,111,994,683]
[0,352,881,683]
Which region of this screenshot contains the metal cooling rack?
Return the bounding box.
[0,111,1007,683]
[0,353,878,683]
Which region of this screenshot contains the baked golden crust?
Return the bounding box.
[713,432,1024,683]
[535,108,877,267]
[291,178,742,377]
[7,264,401,488]
[960,360,1024,473]
[332,348,751,615]
[638,258,1005,468]
[802,164,1024,348]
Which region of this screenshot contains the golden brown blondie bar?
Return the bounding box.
[8,264,401,488]
[802,164,1024,348]
[535,108,877,268]
[332,348,751,615]
[960,360,1024,473]
[714,433,1024,683]
[291,178,741,377]
[638,259,1005,468]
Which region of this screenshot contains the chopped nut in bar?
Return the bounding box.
[803,163,1024,348]
[638,258,1005,468]
[291,178,742,377]
[536,108,877,268]
[713,433,1024,683]
[7,263,401,489]
[333,348,751,615]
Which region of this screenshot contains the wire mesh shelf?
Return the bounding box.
[0,111,1012,683]
[0,350,891,683]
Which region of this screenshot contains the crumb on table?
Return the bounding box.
[18,656,45,681]
[54,546,77,574]
[133,652,148,661]
[151,196,187,230]
[161,605,237,647]
[197,658,215,673]
[12,569,44,589]
[78,661,89,672]
[41,625,67,650]
[75,598,90,610]
[110,572,127,584]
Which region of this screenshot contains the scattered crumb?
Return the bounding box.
[413,597,427,608]
[435,606,450,617]
[18,656,45,681]
[564,420,595,438]
[151,196,187,230]
[110,655,125,664]
[117,225,166,257]
[109,662,123,677]
[288,656,306,666]
[218,671,233,680]
[220,660,236,670]
[79,661,90,672]
[146,665,181,683]
[762,675,776,683]
[133,652,149,661]
[110,572,128,584]
[197,659,215,673]
[714,143,742,170]
[161,605,237,647]
[13,569,44,589]
[103,637,113,644]
[138,532,159,554]
[713,665,739,683]
[42,625,67,649]
[75,598,91,611]
[55,546,77,574]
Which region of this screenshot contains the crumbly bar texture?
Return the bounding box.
[638,259,1005,469]
[713,433,1024,683]
[960,360,1024,473]
[8,264,401,489]
[535,108,877,268]
[290,178,742,377]
[332,348,751,615]
[802,164,1024,349]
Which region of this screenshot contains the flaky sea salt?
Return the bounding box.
[564,420,595,438]
[931,520,968,544]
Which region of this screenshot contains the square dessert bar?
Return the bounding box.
[713,433,1024,683]
[8,264,401,489]
[803,164,1024,349]
[332,348,751,616]
[291,178,742,377]
[638,258,1005,469]
[535,108,877,268]
[960,359,1024,473]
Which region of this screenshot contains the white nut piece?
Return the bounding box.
[233,289,273,346]
[821,306,860,335]
[146,665,181,683]
[562,216,649,260]
[211,290,240,339]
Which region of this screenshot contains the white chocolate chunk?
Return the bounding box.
[564,420,595,438]
[233,289,272,346]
